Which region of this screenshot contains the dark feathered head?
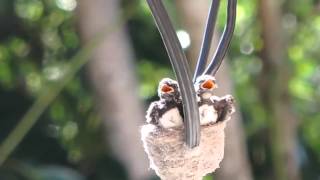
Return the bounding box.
[194,75,217,99]
[158,78,181,102]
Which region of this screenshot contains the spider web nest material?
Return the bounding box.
[141,95,234,180]
[141,122,226,180]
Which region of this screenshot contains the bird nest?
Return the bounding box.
[141,120,228,180]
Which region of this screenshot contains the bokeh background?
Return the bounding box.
[0,0,319,179]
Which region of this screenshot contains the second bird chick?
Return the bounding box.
[195,75,218,125]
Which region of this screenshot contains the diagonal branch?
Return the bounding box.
[146,0,200,148]
[0,19,123,166]
[204,0,237,76]
[193,0,221,82]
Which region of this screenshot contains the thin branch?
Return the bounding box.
[147,0,200,148]
[193,0,221,82]
[0,18,125,166]
[204,0,237,76]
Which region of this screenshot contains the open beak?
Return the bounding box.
[201,79,216,90]
[161,84,174,93]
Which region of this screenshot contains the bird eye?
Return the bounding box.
[201,80,215,89]
[161,84,174,93]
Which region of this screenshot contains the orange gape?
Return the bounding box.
[161,84,174,93]
[201,80,215,89]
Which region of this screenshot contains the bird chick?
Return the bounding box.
[146,78,183,128]
[195,75,218,125]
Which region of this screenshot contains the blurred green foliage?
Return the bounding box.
[0,0,320,179]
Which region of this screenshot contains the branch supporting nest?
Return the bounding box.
[141,95,234,180]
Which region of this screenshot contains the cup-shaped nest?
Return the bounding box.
[141,122,227,180]
[141,95,234,180]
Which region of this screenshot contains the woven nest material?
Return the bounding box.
[141,121,227,180]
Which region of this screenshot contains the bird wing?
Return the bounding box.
[211,95,235,122]
[146,101,161,124]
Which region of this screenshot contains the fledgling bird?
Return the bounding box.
[195,75,218,125]
[146,78,184,128]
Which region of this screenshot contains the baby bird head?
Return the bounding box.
[158,78,181,102]
[195,75,218,100]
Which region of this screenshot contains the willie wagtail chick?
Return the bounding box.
[195,75,218,125]
[146,78,184,128]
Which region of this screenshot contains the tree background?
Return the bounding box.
[0,0,319,179]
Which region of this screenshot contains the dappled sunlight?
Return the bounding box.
[14,0,44,21]
[56,0,77,11]
[177,30,191,49]
[0,0,320,179]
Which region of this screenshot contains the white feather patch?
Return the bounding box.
[159,108,183,128]
[201,92,212,100]
[199,104,218,125]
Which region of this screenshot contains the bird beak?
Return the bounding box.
[201,79,216,90]
[161,84,174,93]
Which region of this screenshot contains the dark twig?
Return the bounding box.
[193,0,221,82]
[147,0,200,148]
[203,0,237,76]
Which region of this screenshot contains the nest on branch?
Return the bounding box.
[141,95,235,180]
